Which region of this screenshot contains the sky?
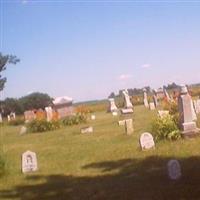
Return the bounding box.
[0,0,200,102]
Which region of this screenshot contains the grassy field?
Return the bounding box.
[0,105,200,200]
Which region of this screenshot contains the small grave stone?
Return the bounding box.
[122,90,133,109]
[108,98,118,112]
[158,110,170,119]
[7,115,11,122]
[91,115,96,120]
[149,102,155,110]
[20,126,27,135]
[112,111,118,116]
[45,106,53,122]
[0,113,2,123]
[22,150,38,173]
[118,120,125,126]
[143,89,149,108]
[140,132,155,150]
[81,126,93,134]
[167,159,181,180]
[125,119,133,135]
[121,108,133,114]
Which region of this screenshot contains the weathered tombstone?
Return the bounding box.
[45,106,53,122]
[108,98,118,112]
[81,126,93,134]
[167,159,181,180]
[121,108,133,114]
[125,119,133,135]
[158,110,170,119]
[143,88,149,108]
[196,99,200,114]
[7,115,11,122]
[20,126,27,135]
[91,115,96,120]
[149,102,155,110]
[178,85,199,137]
[118,120,125,126]
[140,132,155,150]
[193,100,199,114]
[164,88,171,102]
[22,151,38,173]
[24,110,36,122]
[153,95,158,107]
[112,111,118,116]
[122,90,133,109]
[0,113,2,123]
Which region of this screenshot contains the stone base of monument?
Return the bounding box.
[121,108,133,114]
[181,122,200,138]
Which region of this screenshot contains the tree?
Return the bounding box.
[108,92,115,98]
[0,52,20,91]
[19,92,52,111]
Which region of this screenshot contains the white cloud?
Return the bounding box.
[21,0,28,4]
[141,64,151,68]
[118,74,132,81]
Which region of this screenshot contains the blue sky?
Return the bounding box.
[1,0,200,102]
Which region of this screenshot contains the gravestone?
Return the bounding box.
[191,100,197,121]
[24,110,36,122]
[167,159,181,180]
[7,115,11,122]
[178,85,199,137]
[122,90,133,109]
[20,126,27,135]
[140,132,155,150]
[164,88,171,102]
[121,108,133,114]
[91,115,96,120]
[118,120,125,126]
[0,113,2,123]
[158,110,170,119]
[81,126,93,134]
[45,106,53,122]
[143,89,149,108]
[193,100,199,114]
[196,99,200,114]
[22,151,38,173]
[112,111,118,116]
[149,102,155,110]
[108,98,118,112]
[153,95,158,107]
[125,119,133,135]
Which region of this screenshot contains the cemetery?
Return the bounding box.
[0,85,200,200]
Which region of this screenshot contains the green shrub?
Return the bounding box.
[8,118,24,126]
[152,115,181,141]
[62,114,87,126]
[27,120,61,133]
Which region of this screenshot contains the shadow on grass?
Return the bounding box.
[1,156,200,200]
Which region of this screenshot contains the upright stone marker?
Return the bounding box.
[22,151,38,173]
[143,89,149,108]
[178,85,199,137]
[122,90,133,109]
[108,98,118,112]
[140,132,155,150]
[20,126,27,135]
[91,115,96,120]
[191,100,197,121]
[0,113,2,123]
[45,106,53,122]
[167,159,181,180]
[149,102,155,110]
[153,95,158,107]
[125,119,133,135]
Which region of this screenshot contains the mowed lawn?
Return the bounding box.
[0,105,200,200]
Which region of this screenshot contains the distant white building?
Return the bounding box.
[52,96,74,118]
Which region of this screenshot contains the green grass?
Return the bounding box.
[0,105,200,200]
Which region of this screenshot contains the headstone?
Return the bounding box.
[164,88,171,102]
[121,108,133,114]
[149,102,155,110]
[22,150,38,173]
[167,159,181,180]
[81,126,93,134]
[10,112,16,120]
[108,98,118,112]
[24,110,36,122]
[178,85,199,137]
[140,132,155,150]
[125,119,133,135]
[91,115,96,120]
[191,100,197,121]
[7,115,11,122]
[158,110,170,119]
[193,100,199,114]
[45,107,53,122]
[0,113,2,123]
[118,120,125,126]
[153,95,158,107]
[143,89,149,108]
[196,99,200,114]
[20,126,27,135]
[112,111,118,116]
[122,90,133,109]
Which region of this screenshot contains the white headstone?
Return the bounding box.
[20,126,27,135]
[149,102,155,110]
[112,111,118,116]
[22,151,38,173]
[45,106,53,122]
[191,100,197,121]
[125,119,134,135]
[7,115,11,122]
[167,159,181,180]
[108,98,118,112]
[143,89,149,108]
[91,115,96,120]
[0,113,2,123]
[122,90,133,109]
[140,132,155,150]
[81,126,93,134]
